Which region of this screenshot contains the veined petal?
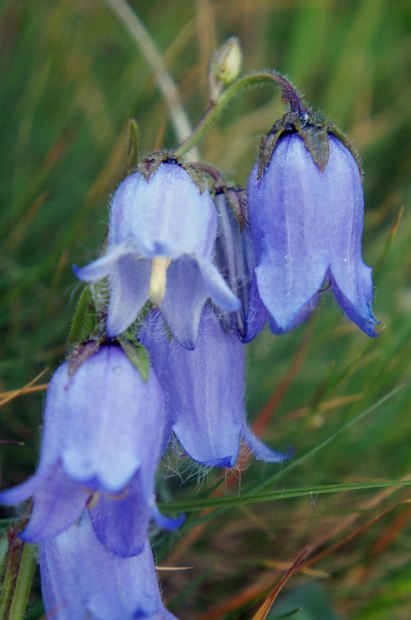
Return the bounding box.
[109,163,217,259]
[19,465,87,542]
[88,473,150,558]
[0,476,38,506]
[61,345,165,495]
[325,137,379,336]
[160,256,208,350]
[106,255,150,337]
[214,193,256,342]
[267,290,319,334]
[247,132,378,335]
[141,307,282,467]
[242,272,267,342]
[248,134,329,331]
[150,501,185,532]
[74,244,132,282]
[242,425,287,463]
[198,259,240,312]
[40,512,174,620]
[331,265,379,336]
[161,256,239,350]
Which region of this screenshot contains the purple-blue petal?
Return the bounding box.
[40,512,176,620]
[214,192,264,341]
[242,272,268,342]
[160,256,208,350]
[60,345,166,494]
[197,259,240,312]
[150,501,185,532]
[88,473,150,558]
[109,162,216,259]
[161,256,239,350]
[74,244,133,283]
[241,425,287,463]
[141,307,283,467]
[17,465,87,542]
[248,135,328,331]
[247,133,377,335]
[106,255,151,337]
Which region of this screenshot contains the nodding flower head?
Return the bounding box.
[74,159,239,349]
[40,513,178,620]
[213,188,267,343]
[0,344,183,557]
[247,111,379,337]
[140,306,287,468]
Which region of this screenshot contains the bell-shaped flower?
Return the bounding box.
[214,189,267,342]
[247,133,379,336]
[40,511,177,620]
[0,344,182,556]
[140,306,286,468]
[74,161,239,349]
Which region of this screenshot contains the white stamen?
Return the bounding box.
[150,257,171,305]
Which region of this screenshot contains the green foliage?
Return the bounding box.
[0,1,410,618]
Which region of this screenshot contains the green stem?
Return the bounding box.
[174,71,305,157]
[159,478,411,514]
[0,534,36,620]
[8,544,36,620]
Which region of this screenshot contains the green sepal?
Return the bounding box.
[118,335,150,383]
[67,287,97,347]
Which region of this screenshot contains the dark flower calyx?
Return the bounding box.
[68,338,104,376]
[139,151,207,192]
[258,109,361,179]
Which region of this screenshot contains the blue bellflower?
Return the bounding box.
[0,345,182,556]
[213,190,267,342]
[40,512,177,620]
[140,306,286,467]
[247,133,378,336]
[75,162,239,349]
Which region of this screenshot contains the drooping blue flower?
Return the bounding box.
[213,189,267,342]
[140,306,286,468]
[75,161,240,349]
[247,132,379,336]
[0,345,182,556]
[40,511,177,620]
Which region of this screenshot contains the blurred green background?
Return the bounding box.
[0,0,410,618]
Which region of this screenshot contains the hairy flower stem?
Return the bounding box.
[0,533,36,620]
[174,71,306,157]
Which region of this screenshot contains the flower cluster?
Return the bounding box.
[1,70,378,619]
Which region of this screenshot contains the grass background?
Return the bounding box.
[0,0,410,618]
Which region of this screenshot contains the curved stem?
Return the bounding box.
[195,162,227,189]
[174,71,306,157]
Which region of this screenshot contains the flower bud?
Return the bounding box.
[209,37,242,101]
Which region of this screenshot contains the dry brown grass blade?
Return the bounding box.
[195,548,310,620]
[0,369,49,407]
[196,570,279,620]
[253,320,314,436]
[251,548,311,620]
